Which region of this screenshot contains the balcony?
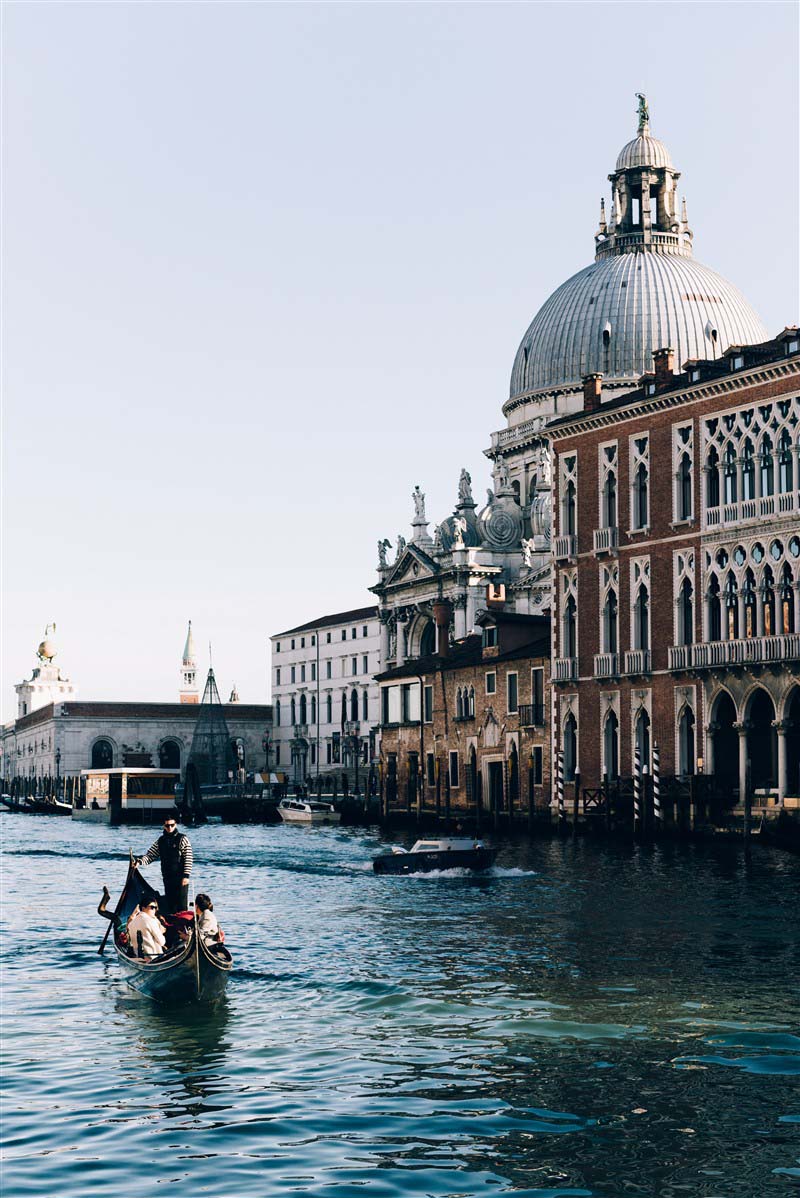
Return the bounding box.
[705,491,797,530]
[623,649,651,675]
[593,653,619,678]
[669,634,800,671]
[554,534,577,561]
[592,526,618,555]
[554,657,578,682]
[519,703,545,727]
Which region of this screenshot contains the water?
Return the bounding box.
[2,818,799,1197]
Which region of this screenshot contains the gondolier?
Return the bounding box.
[134,818,193,914]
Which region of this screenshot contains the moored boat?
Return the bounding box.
[373,837,496,875]
[1,793,71,816]
[98,861,232,1003]
[278,798,341,824]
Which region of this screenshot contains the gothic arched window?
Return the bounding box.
[563,595,577,658]
[634,463,648,529]
[634,585,650,652]
[678,578,693,645]
[678,453,692,520]
[290,697,296,726]
[742,438,755,501]
[603,471,617,528]
[362,690,368,721]
[723,445,737,504]
[706,446,720,509]
[760,434,774,497]
[708,574,722,641]
[635,709,651,770]
[275,699,281,728]
[350,689,358,722]
[603,589,618,654]
[299,694,308,724]
[778,430,794,493]
[311,695,317,725]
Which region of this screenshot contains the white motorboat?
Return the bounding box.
[373,837,496,875]
[278,798,341,824]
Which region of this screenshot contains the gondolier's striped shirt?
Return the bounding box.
[140,833,193,876]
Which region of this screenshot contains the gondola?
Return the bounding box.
[98,858,232,1003]
[1,793,72,816]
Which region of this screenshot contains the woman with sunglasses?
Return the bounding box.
[133,818,193,915]
[126,900,167,959]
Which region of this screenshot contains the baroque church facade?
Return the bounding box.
[371,97,768,656]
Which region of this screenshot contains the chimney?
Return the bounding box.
[432,600,452,658]
[582,373,603,412]
[652,347,675,388]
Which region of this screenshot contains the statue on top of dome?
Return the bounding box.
[636,92,649,132]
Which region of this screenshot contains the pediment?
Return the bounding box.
[385,544,440,586]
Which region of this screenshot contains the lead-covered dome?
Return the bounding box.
[509,252,767,400]
[507,98,768,410]
[616,133,672,171]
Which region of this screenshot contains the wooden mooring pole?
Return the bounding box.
[572,770,580,841]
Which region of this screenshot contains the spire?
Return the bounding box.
[185,668,237,790]
[182,620,195,665]
[179,620,199,704]
[597,197,607,236]
[681,195,688,225]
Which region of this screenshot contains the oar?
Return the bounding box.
[98,851,135,956]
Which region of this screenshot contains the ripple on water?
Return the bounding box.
[2,819,799,1197]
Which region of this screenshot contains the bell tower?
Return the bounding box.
[179,621,199,704]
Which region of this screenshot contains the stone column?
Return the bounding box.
[756,588,765,638]
[774,721,788,806]
[735,721,750,806]
[395,613,406,668]
[705,721,718,776]
[737,592,747,640]
[379,614,390,671]
[466,585,479,634]
[453,595,467,640]
[793,582,800,635]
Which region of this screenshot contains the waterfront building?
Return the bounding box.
[269,606,381,785]
[373,98,770,644]
[548,330,800,809]
[377,604,550,822]
[0,626,271,790]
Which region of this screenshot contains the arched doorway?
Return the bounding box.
[786,687,800,798]
[159,740,181,770]
[91,739,114,769]
[746,689,777,792]
[678,708,695,776]
[711,692,738,797]
[634,709,650,771]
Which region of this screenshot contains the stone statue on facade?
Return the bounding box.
[496,463,510,491]
[521,537,536,569]
[432,524,443,552]
[453,516,467,549]
[412,485,426,521]
[377,538,391,568]
[396,534,407,558]
[458,468,473,504]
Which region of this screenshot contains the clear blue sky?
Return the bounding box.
[3,2,797,715]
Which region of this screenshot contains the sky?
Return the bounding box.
[2,2,798,716]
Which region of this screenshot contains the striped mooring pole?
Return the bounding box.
[652,742,661,825]
[633,746,641,837]
[557,752,565,827]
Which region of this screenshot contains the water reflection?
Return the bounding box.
[115,991,233,1115]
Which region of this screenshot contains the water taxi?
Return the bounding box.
[373,836,496,875]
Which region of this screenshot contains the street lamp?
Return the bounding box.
[262,729,272,774]
[55,748,61,797]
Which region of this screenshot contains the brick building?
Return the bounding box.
[377,603,551,824]
[548,330,800,813]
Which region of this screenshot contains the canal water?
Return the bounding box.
[2,818,799,1197]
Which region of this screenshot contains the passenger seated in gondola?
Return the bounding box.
[126,900,167,959]
[195,893,224,944]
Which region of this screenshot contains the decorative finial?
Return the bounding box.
[598,197,607,235]
[681,195,688,225]
[636,92,650,133]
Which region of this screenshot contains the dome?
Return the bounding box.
[615,134,672,171]
[507,98,769,407]
[509,252,768,404]
[37,638,57,661]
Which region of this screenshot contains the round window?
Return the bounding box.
[789,536,800,559]
[770,540,784,561]
[734,546,746,566]
[752,543,764,564]
[716,548,729,568]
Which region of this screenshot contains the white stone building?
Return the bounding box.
[270,606,381,785]
[1,625,271,787]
